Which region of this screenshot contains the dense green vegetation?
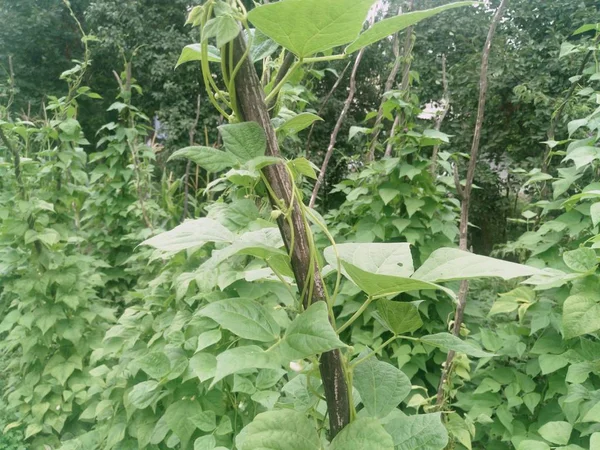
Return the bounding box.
[1,0,599,449]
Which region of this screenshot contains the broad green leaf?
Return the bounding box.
[563,248,597,272]
[176,44,221,68]
[538,421,572,446]
[379,186,399,205]
[564,146,600,168]
[420,333,494,357]
[189,353,217,382]
[340,260,455,299]
[591,203,600,228]
[129,381,161,410]
[562,293,600,339]
[169,146,237,172]
[583,401,600,422]
[329,417,394,450]
[384,413,448,450]
[199,298,280,342]
[346,2,476,54]
[404,198,425,217]
[236,410,320,450]
[288,157,318,180]
[248,0,376,57]
[165,400,215,449]
[249,28,280,62]
[277,302,346,361]
[517,441,551,450]
[203,15,240,48]
[591,432,600,449]
[219,122,266,164]
[353,356,411,418]
[324,242,415,277]
[374,299,423,334]
[137,352,171,379]
[196,329,222,353]
[194,435,216,450]
[538,353,568,374]
[142,218,235,252]
[212,346,280,386]
[277,113,323,135]
[413,248,541,283]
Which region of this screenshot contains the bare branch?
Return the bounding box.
[183,94,202,221]
[430,54,450,176]
[309,48,366,208]
[436,0,509,407]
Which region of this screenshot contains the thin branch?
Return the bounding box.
[383,19,416,159]
[430,54,450,176]
[309,48,366,208]
[366,7,404,161]
[266,51,296,110]
[436,0,509,407]
[0,127,24,198]
[305,61,352,157]
[183,94,202,221]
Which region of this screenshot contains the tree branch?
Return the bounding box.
[430,54,450,176]
[231,33,350,438]
[436,0,508,407]
[309,48,366,208]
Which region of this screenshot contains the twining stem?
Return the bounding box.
[337,296,374,334]
[0,127,25,198]
[436,0,509,407]
[230,32,350,438]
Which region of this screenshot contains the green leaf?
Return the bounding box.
[563,248,597,272]
[165,400,215,449]
[277,113,322,135]
[404,198,425,217]
[199,298,280,342]
[141,218,235,252]
[288,157,318,180]
[538,353,568,374]
[517,441,551,450]
[212,346,280,386]
[591,432,600,449]
[248,0,376,57]
[353,356,411,418]
[219,122,266,164]
[129,381,161,410]
[196,329,222,353]
[340,260,455,299]
[383,413,448,450]
[277,302,346,361]
[413,248,541,283]
[324,242,415,277]
[329,417,394,450]
[420,333,494,357]
[189,353,217,382]
[203,15,241,48]
[137,352,171,379]
[169,146,238,172]
[562,293,600,339]
[374,300,423,335]
[591,203,600,228]
[346,2,476,54]
[564,146,600,168]
[194,435,216,450]
[176,44,221,68]
[379,185,399,205]
[538,421,572,446]
[236,410,321,450]
[249,29,280,62]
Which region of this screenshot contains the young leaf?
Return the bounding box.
[324,243,415,277]
[198,298,280,342]
[563,248,597,273]
[141,218,235,252]
[212,346,280,386]
[353,356,411,418]
[277,113,323,135]
[219,122,266,164]
[413,248,541,283]
[374,300,423,335]
[384,413,448,450]
[248,0,376,57]
[202,15,241,48]
[329,417,394,450]
[236,410,321,450]
[169,146,238,172]
[562,293,600,339]
[346,2,476,54]
[176,44,221,68]
[538,421,572,446]
[420,333,494,357]
[276,302,346,361]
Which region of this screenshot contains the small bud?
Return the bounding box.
[270,210,283,220]
[289,361,303,372]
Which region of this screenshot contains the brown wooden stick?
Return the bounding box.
[231,33,350,438]
[436,0,509,407]
[183,94,202,221]
[309,49,366,208]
